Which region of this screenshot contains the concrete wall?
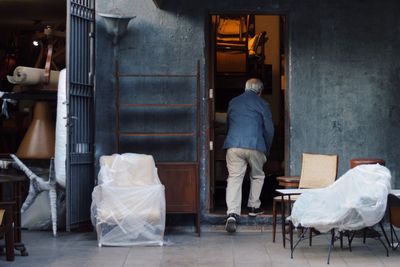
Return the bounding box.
[287,1,400,186]
[95,0,400,217]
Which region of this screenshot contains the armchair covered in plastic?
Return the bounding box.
[91,153,166,247]
[290,163,391,233]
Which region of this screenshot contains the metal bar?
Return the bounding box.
[118,73,197,78]
[340,231,343,249]
[196,60,200,163]
[348,230,356,251]
[392,225,400,249]
[290,226,308,258]
[151,0,163,9]
[115,61,120,153]
[290,221,294,258]
[327,229,335,264]
[0,91,57,101]
[281,194,285,248]
[71,2,92,16]
[66,0,72,232]
[377,234,389,257]
[120,103,195,107]
[119,132,195,137]
[378,222,390,256]
[78,15,83,84]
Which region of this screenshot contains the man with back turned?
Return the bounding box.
[223,78,274,233]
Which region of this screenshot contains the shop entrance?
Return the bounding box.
[208,14,287,214]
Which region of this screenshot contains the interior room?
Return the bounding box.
[0,0,66,156]
[0,0,67,236]
[209,14,286,214]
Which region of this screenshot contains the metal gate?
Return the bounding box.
[66,0,95,231]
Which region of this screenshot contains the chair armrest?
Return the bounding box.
[276,176,300,188]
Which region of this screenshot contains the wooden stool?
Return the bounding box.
[350,158,385,169]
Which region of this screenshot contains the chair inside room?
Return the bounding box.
[387,193,400,250]
[215,15,267,78]
[272,153,339,244]
[0,202,15,261]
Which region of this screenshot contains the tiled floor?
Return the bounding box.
[2,225,399,267]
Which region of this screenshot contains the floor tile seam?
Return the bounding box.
[304,249,349,267]
[365,243,391,267]
[297,245,314,267]
[264,238,284,263]
[341,254,386,267]
[263,242,272,263]
[231,234,238,266]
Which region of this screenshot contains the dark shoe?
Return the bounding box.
[248,207,264,217]
[225,213,239,233]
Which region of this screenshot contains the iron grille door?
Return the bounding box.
[66,0,95,231]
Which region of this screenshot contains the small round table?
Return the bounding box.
[350,158,385,169]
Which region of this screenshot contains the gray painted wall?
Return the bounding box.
[95,0,400,218]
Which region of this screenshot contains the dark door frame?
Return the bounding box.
[204,11,290,215]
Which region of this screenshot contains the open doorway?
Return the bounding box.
[208,14,286,214]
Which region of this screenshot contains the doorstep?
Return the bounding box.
[202,212,274,226]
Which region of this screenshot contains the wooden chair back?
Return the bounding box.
[299,153,338,189]
[388,194,400,228]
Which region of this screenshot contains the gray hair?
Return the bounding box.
[245,78,264,94]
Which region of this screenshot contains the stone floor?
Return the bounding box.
[1,225,399,267]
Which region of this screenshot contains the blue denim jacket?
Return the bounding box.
[223,91,274,155]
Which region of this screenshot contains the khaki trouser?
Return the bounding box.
[226,148,267,215]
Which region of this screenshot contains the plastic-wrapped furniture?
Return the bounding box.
[91,153,165,247]
[288,164,391,263]
[272,153,338,244]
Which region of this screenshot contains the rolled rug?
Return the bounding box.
[7,66,60,89]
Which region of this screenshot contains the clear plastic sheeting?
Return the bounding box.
[91,153,166,247]
[290,164,391,233]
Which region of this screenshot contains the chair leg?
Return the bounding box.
[378,221,390,250]
[377,223,389,256]
[348,231,356,252]
[291,225,308,259]
[363,228,367,244]
[272,199,277,242]
[195,213,201,237]
[2,204,15,261]
[377,235,389,257]
[281,198,286,248]
[290,221,294,258]
[391,226,400,250]
[340,231,343,249]
[327,229,335,264]
[5,224,14,261]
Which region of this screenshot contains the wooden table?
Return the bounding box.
[276,176,300,188]
[0,168,28,256]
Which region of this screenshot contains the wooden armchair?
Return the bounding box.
[0,201,15,261]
